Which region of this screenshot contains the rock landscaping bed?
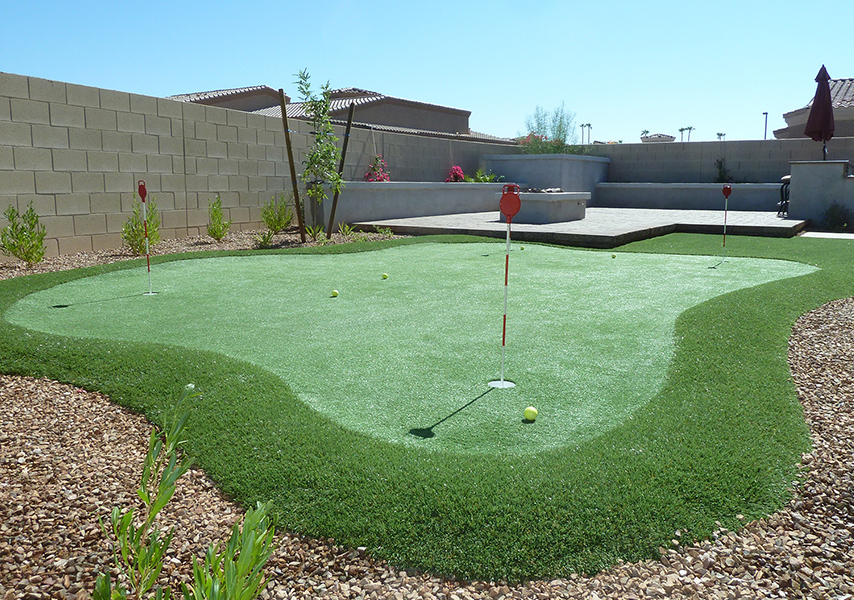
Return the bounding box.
[0,228,400,282]
[0,234,852,599]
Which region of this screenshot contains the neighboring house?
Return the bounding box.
[774,77,854,139]
[168,85,286,112]
[168,85,514,143]
[640,133,676,143]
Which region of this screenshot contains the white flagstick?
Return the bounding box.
[711,184,732,269]
[499,218,512,383]
[138,181,156,295]
[489,184,521,389]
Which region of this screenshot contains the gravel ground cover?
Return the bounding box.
[1,232,852,599]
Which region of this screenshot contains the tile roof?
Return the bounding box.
[282,88,470,118]
[640,133,676,142]
[330,87,383,98]
[805,78,854,110]
[167,85,511,142]
[251,105,515,144]
[167,85,279,103]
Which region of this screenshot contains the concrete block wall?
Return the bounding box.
[316,182,508,229]
[0,71,518,259]
[11,70,853,259]
[342,126,516,183]
[588,138,854,184]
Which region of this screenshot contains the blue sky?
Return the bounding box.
[2,0,848,142]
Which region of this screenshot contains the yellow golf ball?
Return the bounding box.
[524,406,538,421]
[331,290,339,297]
[382,273,388,279]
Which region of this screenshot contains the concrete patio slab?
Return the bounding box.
[355,208,808,249]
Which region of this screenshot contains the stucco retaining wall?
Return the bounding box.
[595,183,782,211]
[788,161,854,222]
[587,138,854,184]
[483,154,610,194]
[514,192,588,223]
[308,182,507,229]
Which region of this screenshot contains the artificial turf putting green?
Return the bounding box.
[5,242,815,454]
[2,233,843,580]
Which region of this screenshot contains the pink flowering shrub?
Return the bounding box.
[445,166,465,182]
[365,155,391,182]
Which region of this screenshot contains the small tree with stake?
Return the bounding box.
[295,70,344,228]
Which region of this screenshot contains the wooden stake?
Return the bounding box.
[279,89,306,242]
[326,102,355,238]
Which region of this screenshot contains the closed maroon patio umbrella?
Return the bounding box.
[804,65,835,160]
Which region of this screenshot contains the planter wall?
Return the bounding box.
[483,154,610,197]
[310,182,506,229]
[514,193,588,224]
[788,160,854,222]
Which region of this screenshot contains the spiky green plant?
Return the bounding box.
[93,384,276,600]
[94,384,196,600]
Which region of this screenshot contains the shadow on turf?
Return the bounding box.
[50,293,156,309]
[409,388,494,439]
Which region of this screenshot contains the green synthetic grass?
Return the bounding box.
[5,243,815,455]
[1,233,852,581]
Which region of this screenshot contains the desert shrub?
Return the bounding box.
[0,202,46,264]
[714,158,734,183]
[823,202,854,232]
[464,168,503,183]
[262,193,294,235]
[122,198,160,255]
[519,103,589,154]
[207,195,231,242]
